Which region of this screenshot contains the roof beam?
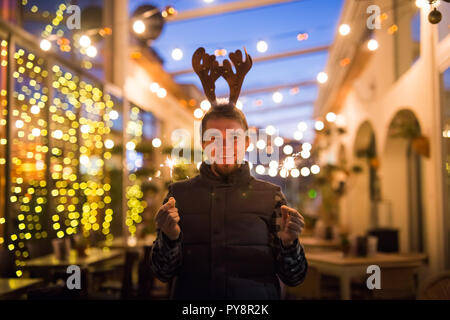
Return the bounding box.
[167,0,303,22]
[170,45,330,76]
[219,79,316,98]
[244,100,314,115]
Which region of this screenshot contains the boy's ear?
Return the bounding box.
[245,135,250,150]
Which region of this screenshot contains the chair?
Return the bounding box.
[99,249,140,299]
[417,271,450,300]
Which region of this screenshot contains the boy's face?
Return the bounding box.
[202,118,250,176]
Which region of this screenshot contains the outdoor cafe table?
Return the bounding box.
[0,278,44,299]
[300,236,340,252]
[21,247,123,272]
[306,251,427,300]
[102,234,157,250]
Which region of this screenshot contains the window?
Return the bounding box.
[441,67,450,268]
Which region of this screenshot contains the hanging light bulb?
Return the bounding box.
[315,120,324,131]
[79,35,91,48]
[316,72,328,84]
[194,108,203,119]
[257,40,268,53]
[272,91,283,103]
[326,112,337,123]
[339,24,351,36]
[40,39,51,51]
[265,125,276,136]
[86,45,97,58]
[171,48,183,61]
[200,100,211,111]
[152,138,162,148]
[367,39,379,51]
[133,20,146,34]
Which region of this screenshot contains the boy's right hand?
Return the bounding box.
[155,197,181,241]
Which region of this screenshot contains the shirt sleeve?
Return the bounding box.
[150,184,183,282]
[270,187,308,286]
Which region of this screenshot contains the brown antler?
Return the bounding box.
[222,48,253,105]
[192,47,222,104]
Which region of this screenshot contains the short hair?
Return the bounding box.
[200,103,249,139]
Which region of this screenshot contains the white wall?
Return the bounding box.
[322,7,449,272]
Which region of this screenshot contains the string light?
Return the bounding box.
[152,137,162,148]
[265,125,276,136]
[311,164,320,174]
[283,145,293,155]
[274,136,284,147]
[194,108,203,119]
[79,35,91,48]
[86,46,97,58]
[171,48,183,61]
[326,112,337,122]
[200,100,211,111]
[272,91,283,103]
[256,40,268,53]
[293,131,303,140]
[157,88,167,98]
[367,39,379,51]
[339,24,351,36]
[315,120,324,131]
[297,121,308,132]
[255,165,265,175]
[40,39,51,51]
[317,72,328,84]
[133,20,146,34]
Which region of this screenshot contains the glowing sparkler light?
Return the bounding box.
[165,156,176,180]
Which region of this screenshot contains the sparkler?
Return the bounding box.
[165,156,176,181]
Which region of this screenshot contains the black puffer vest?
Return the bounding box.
[167,161,285,299]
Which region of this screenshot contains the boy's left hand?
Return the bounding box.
[278,205,305,247]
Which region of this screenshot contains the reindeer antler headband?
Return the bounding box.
[192,47,253,106]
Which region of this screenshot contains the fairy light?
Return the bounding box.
[265,125,276,136]
[311,164,320,174]
[272,91,283,103]
[194,108,204,119]
[339,24,351,36]
[315,120,325,131]
[367,39,379,51]
[317,72,328,84]
[255,165,265,175]
[274,136,284,147]
[157,88,167,98]
[40,39,51,51]
[256,139,266,150]
[297,121,307,132]
[256,40,268,53]
[293,131,303,140]
[171,48,183,61]
[283,144,293,155]
[133,20,146,34]
[149,82,159,93]
[85,46,97,58]
[79,35,91,48]
[200,100,211,111]
[152,137,162,148]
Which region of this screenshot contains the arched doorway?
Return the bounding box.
[382,109,425,253]
[349,121,378,235]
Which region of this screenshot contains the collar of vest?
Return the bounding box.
[199,161,253,187]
